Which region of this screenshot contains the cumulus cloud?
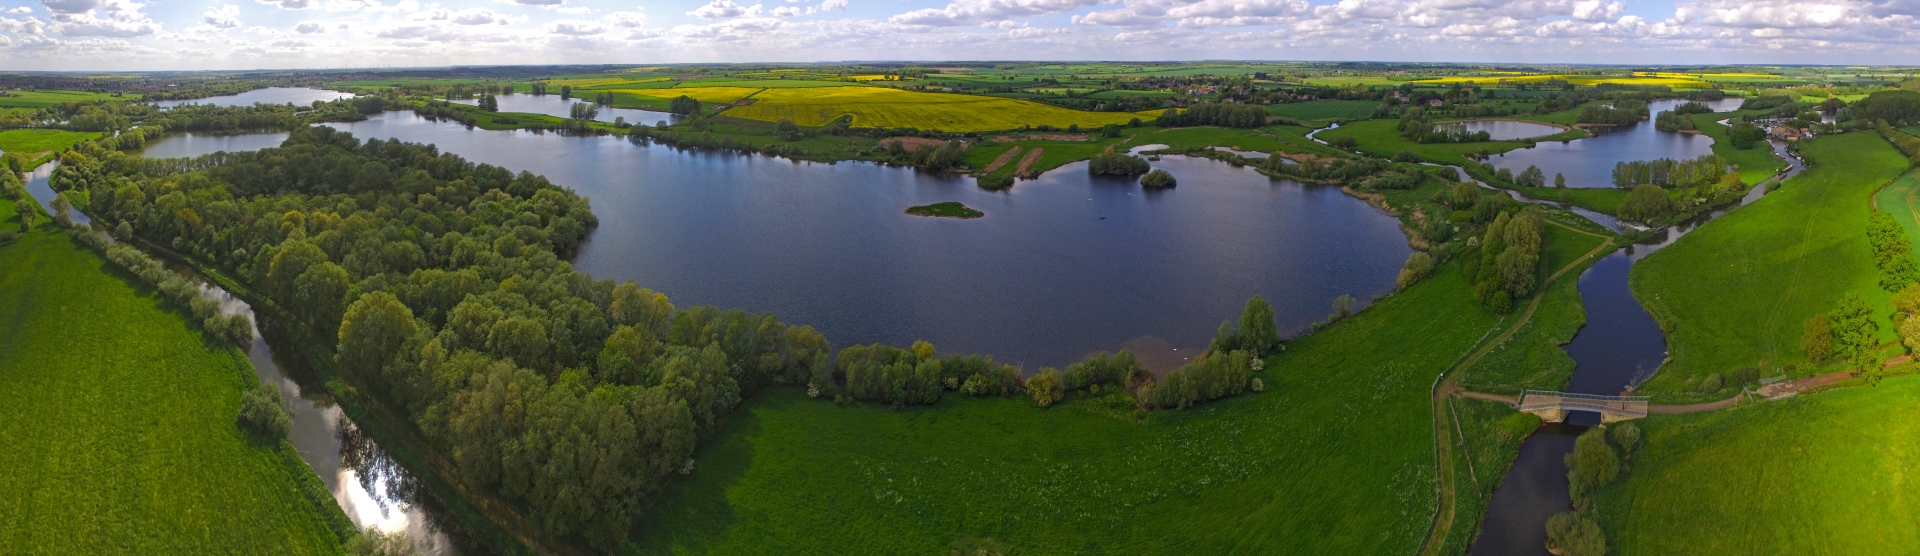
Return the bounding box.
[548,19,603,34]
[689,0,760,19]
[294,21,324,32]
[6,6,35,14]
[510,0,563,5]
[893,0,1102,26]
[202,4,241,28]
[452,7,504,24]
[254,0,312,9]
[605,9,645,27]
[47,0,162,37]
[820,0,846,11]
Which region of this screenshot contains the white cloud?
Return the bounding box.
[605,9,645,27]
[510,0,563,5]
[254,0,312,9]
[689,0,760,19]
[820,0,846,11]
[48,0,162,37]
[6,6,35,14]
[452,7,502,24]
[555,6,589,13]
[294,21,324,32]
[892,0,1102,25]
[548,18,603,34]
[202,4,241,28]
[772,5,802,16]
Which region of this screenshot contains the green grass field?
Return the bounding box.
[0,229,342,554]
[0,129,100,157]
[1691,109,1788,185]
[726,86,1152,132]
[0,89,131,108]
[1630,131,1909,399]
[1268,100,1380,122]
[1598,373,1920,553]
[628,262,1511,554]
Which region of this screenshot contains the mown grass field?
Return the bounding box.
[629,262,1510,555]
[1875,169,1920,260]
[1598,373,1920,554]
[0,129,100,157]
[1630,131,1908,399]
[726,86,1152,132]
[1268,100,1380,122]
[0,229,342,554]
[0,89,130,108]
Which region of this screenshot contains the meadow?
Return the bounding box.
[0,129,100,157]
[1598,373,1920,553]
[629,262,1513,555]
[1690,109,1789,185]
[725,86,1151,132]
[1268,100,1381,122]
[1630,131,1909,399]
[0,228,343,554]
[0,89,131,108]
[1874,170,1920,259]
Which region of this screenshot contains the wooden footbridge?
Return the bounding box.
[1515,390,1649,423]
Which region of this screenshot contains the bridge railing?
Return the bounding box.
[1516,390,1650,417]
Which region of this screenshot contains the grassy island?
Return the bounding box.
[904,201,984,219]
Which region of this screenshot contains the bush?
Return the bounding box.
[1545,512,1607,556]
[1396,252,1435,290]
[977,174,1014,190]
[1329,136,1357,149]
[237,382,292,439]
[1608,422,1642,457]
[1565,428,1620,509]
[1698,373,1724,392]
[1486,289,1513,314]
[668,95,700,115]
[1618,184,1671,222]
[1140,169,1177,188]
[1250,377,1265,393]
[0,229,15,245]
[1026,368,1063,407]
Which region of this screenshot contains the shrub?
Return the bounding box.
[1698,373,1724,392]
[0,229,15,245]
[238,382,292,439]
[1396,252,1435,290]
[977,174,1014,190]
[1565,428,1620,509]
[1618,184,1670,223]
[1140,169,1177,188]
[1329,136,1357,149]
[1026,368,1063,407]
[1609,422,1642,457]
[1803,313,1833,360]
[1250,377,1265,393]
[1486,290,1513,314]
[1088,153,1151,176]
[1545,512,1607,556]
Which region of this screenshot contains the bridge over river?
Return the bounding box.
[1514,390,1649,423]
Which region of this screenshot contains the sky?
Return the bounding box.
[0,0,1915,70]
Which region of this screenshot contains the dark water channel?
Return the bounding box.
[1490,98,1745,189]
[1468,136,1803,555]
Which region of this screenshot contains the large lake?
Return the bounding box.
[154,87,355,108]
[1491,98,1745,188]
[452,94,679,126]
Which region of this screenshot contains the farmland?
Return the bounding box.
[1598,373,1920,554]
[0,89,133,108]
[1630,132,1909,399]
[724,86,1153,132]
[0,229,343,554]
[1875,170,1920,259]
[0,129,99,158]
[1268,99,1380,122]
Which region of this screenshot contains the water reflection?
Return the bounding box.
[1467,424,1584,556]
[154,87,355,108]
[452,94,678,126]
[135,132,290,159]
[1491,98,1745,189]
[1458,120,1564,141]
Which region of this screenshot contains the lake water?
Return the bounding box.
[154,87,355,108]
[452,94,678,126]
[1458,120,1564,141]
[135,132,290,158]
[317,111,1413,369]
[1490,98,1745,189]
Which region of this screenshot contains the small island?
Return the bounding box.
[904,201,985,219]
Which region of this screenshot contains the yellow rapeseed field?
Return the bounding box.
[724,86,1152,132]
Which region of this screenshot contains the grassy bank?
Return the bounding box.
[1691,109,1788,185]
[0,230,342,554]
[1598,373,1920,553]
[1630,131,1909,400]
[630,262,1507,554]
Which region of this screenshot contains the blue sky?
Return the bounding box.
[0,0,1911,70]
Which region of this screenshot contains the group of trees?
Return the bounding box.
[1260,154,1389,183]
[1608,154,1728,190]
[1878,121,1920,159]
[68,229,256,348]
[1849,90,1920,125]
[1088,152,1150,175]
[1869,211,1920,292]
[1575,99,1648,125]
[1458,207,1545,313]
[1653,110,1697,132]
[669,95,701,115]
[1397,108,1492,143]
[1547,424,1639,556]
[1153,103,1270,128]
[1727,119,1768,150]
[1617,184,1671,223]
[1802,293,1879,369]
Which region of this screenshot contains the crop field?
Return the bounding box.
[1876,170,1920,260]
[1268,100,1380,122]
[674,79,850,88]
[630,262,1509,555]
[724,86,1151,132]
[1630,132,1908,399]
[0,230,342,554]
[1598,373,1920,554]
[0,89,130,108]
[0,129,100,157]
[1304,76,1404,87]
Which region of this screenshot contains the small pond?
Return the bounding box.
[155,87,355,108]
[1457,120,1564,141]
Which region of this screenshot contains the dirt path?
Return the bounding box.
[1753,370,1855,399]
[982,146,1022,173]
[1460,391,1518,404]
[1014,147,1045,176]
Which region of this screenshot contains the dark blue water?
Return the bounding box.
[154,87,354,108]
[1491,98,1744,189]
[135,132,291,159]
[1467,424,1582,556]
[321,112,1412,368]
[452,94,678,126]
[1459,120,1563,141]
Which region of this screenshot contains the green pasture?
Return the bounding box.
[1875,170,1920,260]
[0,129,100,158]
[0,89,130,108]
[0,230,342,554]
[1456,225,1607,394]
[1268,100,1380,122]
[630,261,1514,555]
[1691,110,1788,185]
[1599,373,1920,554]
[1630,131,1909,400]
